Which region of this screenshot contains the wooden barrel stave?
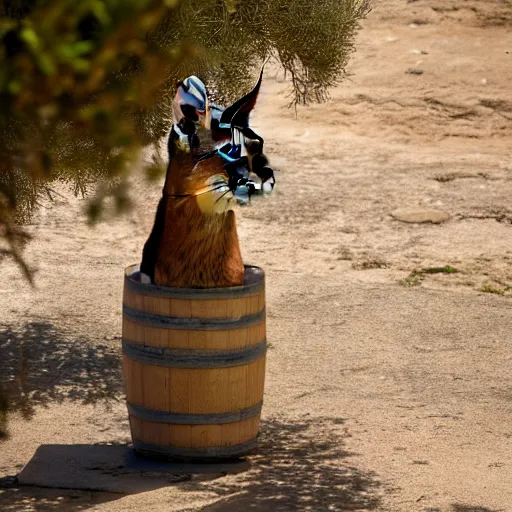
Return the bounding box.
[124,358,265,413]
[122,264,266,459]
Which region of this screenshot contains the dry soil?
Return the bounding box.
[1,1,512,510]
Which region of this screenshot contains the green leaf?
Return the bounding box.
[72,41,95,56]
[71,57,91,73]
[20,27,40,51]
[90,1,111,25]
[57,41,94,60]
[7,80,22,94]
[37,54,56,76]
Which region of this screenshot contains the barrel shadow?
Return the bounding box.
[0,321,123,437]
[203,416,381,511]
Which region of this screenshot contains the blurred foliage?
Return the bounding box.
[0,0,370,281]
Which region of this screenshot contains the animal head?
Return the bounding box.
[167,70,275,207]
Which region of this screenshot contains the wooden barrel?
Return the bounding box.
[122,264,266,460]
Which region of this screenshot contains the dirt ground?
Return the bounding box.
[1,0,512,510]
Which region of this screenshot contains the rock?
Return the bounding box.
[391,208,451,224]
[406,68,424,75]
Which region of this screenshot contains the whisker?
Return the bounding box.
[192,183,226,196]
[214,189,233,205]
[168,180,230,199]
[198,184,228,195]
[210,179,228,188]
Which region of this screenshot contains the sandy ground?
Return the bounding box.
[1,0,512,510]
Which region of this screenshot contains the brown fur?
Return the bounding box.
[154,156,244,288]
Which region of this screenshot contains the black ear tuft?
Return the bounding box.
[219,67,264,128]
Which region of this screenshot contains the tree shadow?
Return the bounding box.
[0,321,123,437]
[0,417,380,511]
[0,481,122,512]
[202,416,381,511]
[452,506,505,512]
[420,505,504,512]
[0,323,381,510]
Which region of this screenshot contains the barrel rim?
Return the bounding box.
[123,304,265,331]
[124,264,264,300]
[122,339,267,368]
[127,401,263,425]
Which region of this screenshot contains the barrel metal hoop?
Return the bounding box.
[127,401,263,425]
[124,264,264,300]
[122,305,265,331]
[132,438,258,459]
[122,339,267,368]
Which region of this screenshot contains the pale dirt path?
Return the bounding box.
[1,1,512,511]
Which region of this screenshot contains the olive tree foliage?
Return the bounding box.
[0,0,370,282]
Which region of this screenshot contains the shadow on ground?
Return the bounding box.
[0,417,380,511]
[0,480,122,511]
[0,443,191,511]
[203,416,381,511]
[0,321,123,437]
[426,506,505,512]
[0,323,381,510]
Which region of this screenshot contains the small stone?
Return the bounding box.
[391,208,451,224]
[406,68,424,75]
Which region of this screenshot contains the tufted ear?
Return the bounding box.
[219,68,263,130]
